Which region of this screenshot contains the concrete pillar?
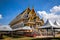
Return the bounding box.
[47,29,48,36]
[0,33,3,39]
[53,29,55,37]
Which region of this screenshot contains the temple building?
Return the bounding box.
[9,7,44,29]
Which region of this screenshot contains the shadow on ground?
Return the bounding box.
[32,37,60,40]
[4,34,24,38]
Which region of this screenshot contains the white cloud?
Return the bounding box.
[37,5,60,23]
[0,14,2,19]
[50,5,60,14]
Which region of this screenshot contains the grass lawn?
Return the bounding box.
[0,35,60,40]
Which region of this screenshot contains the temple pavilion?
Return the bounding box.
[9,7,44,29]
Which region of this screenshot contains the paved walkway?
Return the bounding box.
[35,36,53,38]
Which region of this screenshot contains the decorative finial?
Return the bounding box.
[42,17,43,19]
[32,5,35,12]
[32,5,34,9]
[28,4,30,8]
[27,4,30,8]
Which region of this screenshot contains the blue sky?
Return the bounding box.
[0,0,60,25]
